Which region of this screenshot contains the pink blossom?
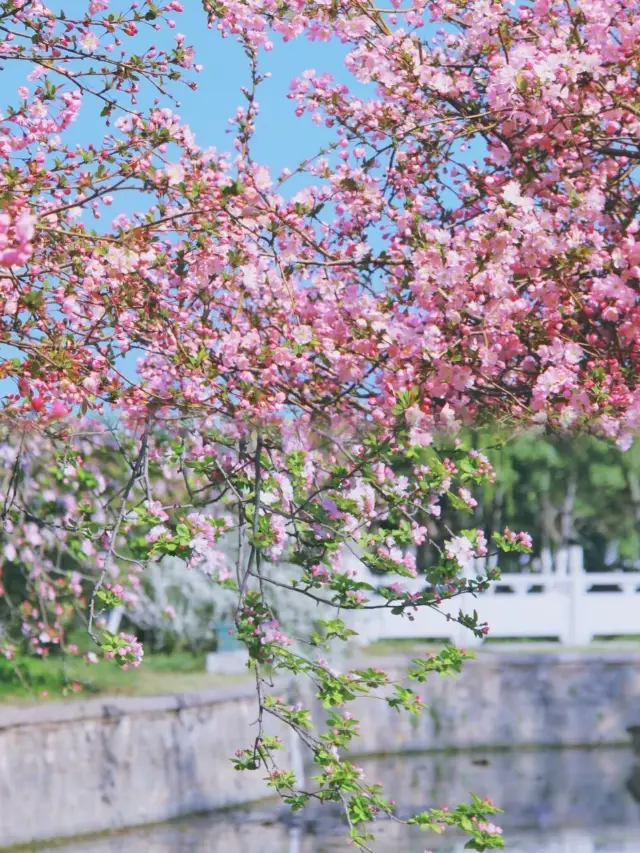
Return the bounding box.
[445,536,475,569]
[166,163,185,186]
[80,32,100,52]
[501,181,534,213]
[50,401,69,420]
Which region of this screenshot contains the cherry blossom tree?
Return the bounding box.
[0,0,638,848]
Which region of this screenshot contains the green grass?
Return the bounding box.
[593,634,640,642]
[362,638,448,656]
[5,634,639,705]
[0,652,251,704]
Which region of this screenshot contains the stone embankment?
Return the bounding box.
[1,650,638,848]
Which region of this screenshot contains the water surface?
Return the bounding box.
[35,747,640,852]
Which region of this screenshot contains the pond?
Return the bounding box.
[35,747,640,853]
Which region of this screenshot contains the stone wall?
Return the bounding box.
[0,684,290,849]
[340,649,640,754]
[1,650,638,848]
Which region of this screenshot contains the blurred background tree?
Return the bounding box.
[4,428,640,669]
[416,429,640,575]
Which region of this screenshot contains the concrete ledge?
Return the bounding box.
[0,681,261,732]
[362,647,640,665]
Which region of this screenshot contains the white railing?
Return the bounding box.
[345,546,640,647]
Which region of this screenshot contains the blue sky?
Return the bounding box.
[174,13,347,173]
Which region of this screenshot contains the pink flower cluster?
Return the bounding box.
[0,211,36,267]
[502,529,534,550]
[104,632,144,670]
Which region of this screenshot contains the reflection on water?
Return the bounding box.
[35,748,640,853]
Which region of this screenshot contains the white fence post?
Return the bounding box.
[540,545,553,574]
[555,546,569,576]
[567,545,591,645]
